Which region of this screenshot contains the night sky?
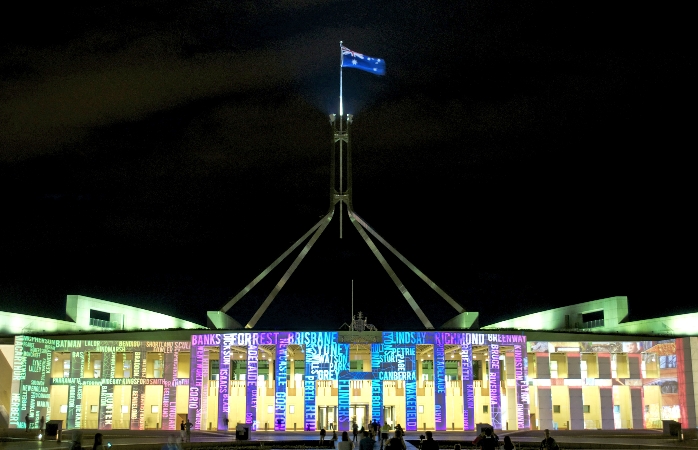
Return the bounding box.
[1,0,693,331]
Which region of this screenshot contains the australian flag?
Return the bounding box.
[341,46,386,76]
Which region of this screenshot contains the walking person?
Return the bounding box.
[24,413,30,431]
[503,436,515,450]
[320,427,327,444]
[353,422,359,442]
[380,422,390,449]
[184,417,193,442]
[39,415,45,437]
[180,420,186,441]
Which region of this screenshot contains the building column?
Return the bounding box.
[246,344,259,429]
[569,387,583,430]
[218,334,231,431]
[537,387,553,430]
[676,337,697,428]
[303,344,316,432]
[434,339,446,430]
[567,353,583,430]
[338,380,350,431]
[630,388,643,429]
[371,343,383,427]
[488,343,502,429]
[514,344,529,430]
[461,344,474,431]
[535,353,552,430]
[596,353,613,429]
[599,387,614,430]
[628,353,643,430]
[275,335,288,430]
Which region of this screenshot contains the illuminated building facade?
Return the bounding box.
[2,295,697,433]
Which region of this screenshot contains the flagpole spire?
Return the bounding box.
[339,41,343,238]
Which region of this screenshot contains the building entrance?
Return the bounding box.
[317,406,337,430]
[350,404,369,428]
[383,406,395,427]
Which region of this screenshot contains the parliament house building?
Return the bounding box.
[2,294,697,434]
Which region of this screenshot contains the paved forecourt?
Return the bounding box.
[0,429,696,450]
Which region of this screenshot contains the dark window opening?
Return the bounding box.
[582,311,604,322]
[89,309,110,321]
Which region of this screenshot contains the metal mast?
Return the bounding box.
[213,44,467,330]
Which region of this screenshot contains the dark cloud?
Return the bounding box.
[0,0,693,329]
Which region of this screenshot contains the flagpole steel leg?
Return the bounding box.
[245,209,335,328]
[220,214,329,314]
[347,207,435,329]
[351,211,465,314]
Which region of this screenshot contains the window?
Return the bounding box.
[210,360,220,380]
[259,359,270,379]
[231,360,247,380]
[660,355,677,369]
[91,405,98,413]
[116,352,134,378]
[151,405,159,413]
[418,405,424,414]
[445,360,460,380]
[473,360,482,380]
[583,405,591,413]
[93,359,102,378]
[421,360,434,381]
[550,361,558,379]
[553,405,561,413]
[267,405,273,414]
[660,381,678,394]
[84,352,103,378]
[483,405,488,413]
[289,405,295,414]
[146,352,164,378]
[350,360,363,372]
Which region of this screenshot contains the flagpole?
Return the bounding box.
[339,41,344,239]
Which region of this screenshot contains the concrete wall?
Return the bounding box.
[483,296,628,332]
